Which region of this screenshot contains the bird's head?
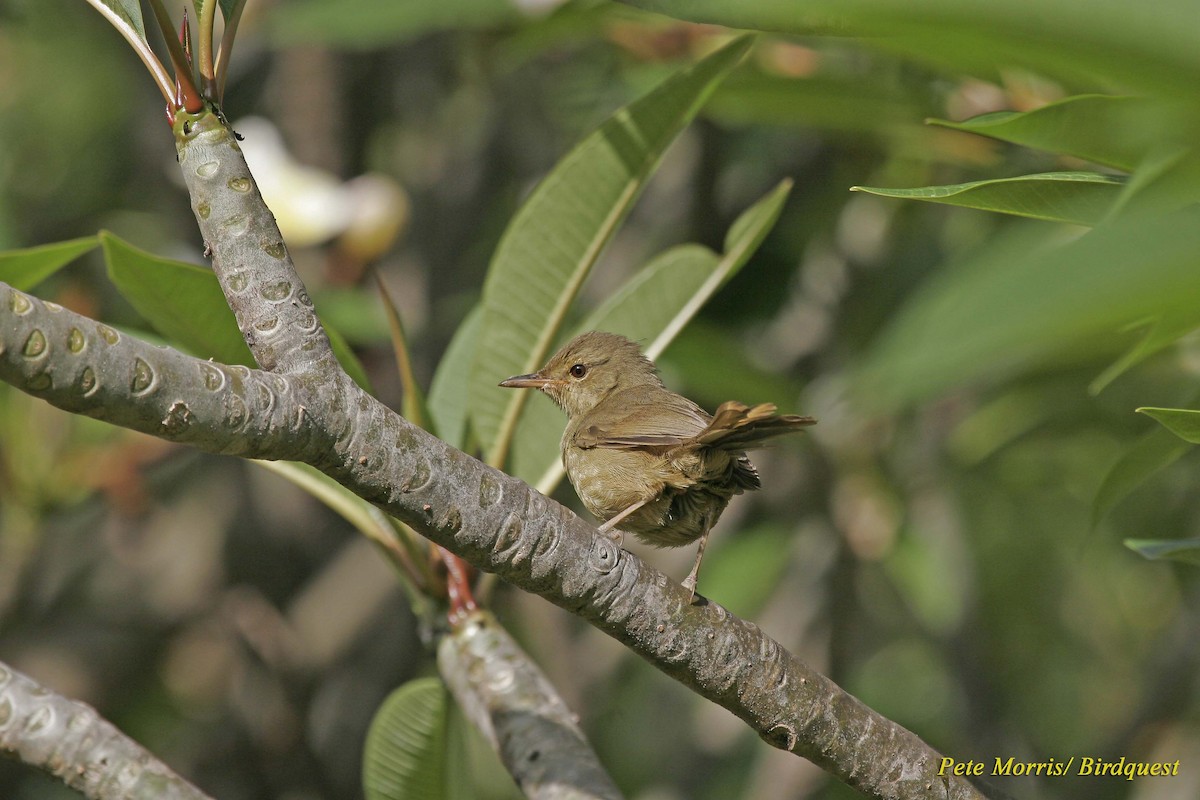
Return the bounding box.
[499,331,662,418]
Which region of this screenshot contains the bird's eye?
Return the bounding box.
[569,363,588,379]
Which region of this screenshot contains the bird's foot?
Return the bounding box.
[596,519,624,546]
[681,574,698,603]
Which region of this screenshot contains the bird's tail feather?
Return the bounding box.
[695,401,816,450]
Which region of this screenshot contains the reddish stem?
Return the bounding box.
[436,546,479,624]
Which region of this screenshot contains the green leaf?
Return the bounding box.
[194,0,241,21]
[855,207,1200,411]
[428,305,483,449]
[0,237,99,292]
[616,1,1200,101]
[851,172,1124,227]
[271,0,522,48]
[1124,538,1200,567]
[100,231,372,389]
[508,180,793,488]
[91,0,148,42]
[363,678,450,800]
[469,35,753,469]
[927,96,1164,173]
[1136,407,1200,444]
[102,231,254,366]
[1092,424,1191,527]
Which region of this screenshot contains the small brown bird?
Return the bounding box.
[500,331,815,598]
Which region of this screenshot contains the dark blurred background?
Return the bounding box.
[1,1,1198,798]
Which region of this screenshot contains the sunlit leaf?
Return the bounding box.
[469,35,753,469]
[851,172,1123,226]
[100,231,372,389]
[363,678,450,800]
[0,238,99,292]
[1125,538,1200,566]
[1136,406,1200,444]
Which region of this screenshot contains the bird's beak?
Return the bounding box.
[499,372,553,389]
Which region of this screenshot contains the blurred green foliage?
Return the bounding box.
[2,0,1200,799]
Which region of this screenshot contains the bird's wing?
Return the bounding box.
[573,387,710,450]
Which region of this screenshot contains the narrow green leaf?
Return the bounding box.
[851,172,1123,227]
[214,0,249,100]
[100,231,372,389]
[927,96,1163,173]
[191,0,219,92]
[1092,424,1191,527]
[508,180,793,488]
[0,237,99,292]
[1136,407,1200,444]
[470,35,754,469]
[374,272,428,428]
[1124,538,1200,566]
[363,678,450,800]
[428,305,483,449]
[855,207,1200,411]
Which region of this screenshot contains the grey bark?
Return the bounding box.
[0,106,1008,800]
[438,611,624,800]
[0,660,214,800]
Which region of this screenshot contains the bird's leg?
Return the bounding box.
[680,516,714,600]
[596,498,650,544]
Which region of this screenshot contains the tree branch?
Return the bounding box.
[0,278,992,800]
[0,106,1003,800]
[0,661,214,800]
[438,610,624,800]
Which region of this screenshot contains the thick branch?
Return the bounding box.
[438,611,624,800]
[0,107,1004,800]
[0,661,213,800]
[0,285,319,460]
[172,110,338,378]
[0,284,994,800]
